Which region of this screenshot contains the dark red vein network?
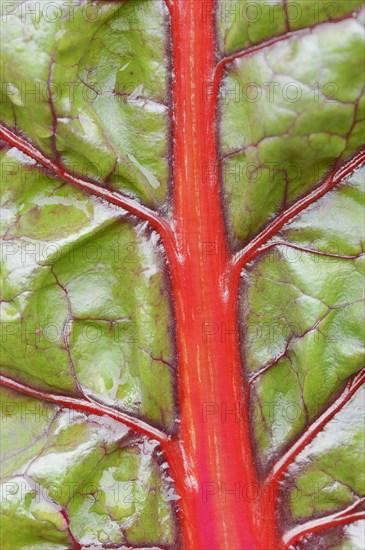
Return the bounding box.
[213,8,362,96]
[0,123,176,257]
[1,1,364,545]
[267,367,365,486]
[229,149,365,278]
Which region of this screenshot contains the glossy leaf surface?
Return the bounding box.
[0,0,169,205]
[0,0,364,548]
[0,387,176,548]
[221,12,364,244]
[242,169,364,465]
[1,148,175,430]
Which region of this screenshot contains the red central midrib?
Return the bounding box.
[165,2,268,549]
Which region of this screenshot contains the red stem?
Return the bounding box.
[0,374,168,444]
[0,123,176,260]
[283,498,365,549]
[163,1,276,548]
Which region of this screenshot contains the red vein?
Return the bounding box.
[283,498,365,549]
[258,242,363,261]
[229,149,365,283]
[213,10,361,96]
[164,0,173,14]
[59,508,82,550]
[0,373,169,444]
[0,124,176,257]
[282,0,290,33]
[266,367,365,486]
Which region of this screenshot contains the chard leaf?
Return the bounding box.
[1,0,364,548]
[1,148,175,431]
